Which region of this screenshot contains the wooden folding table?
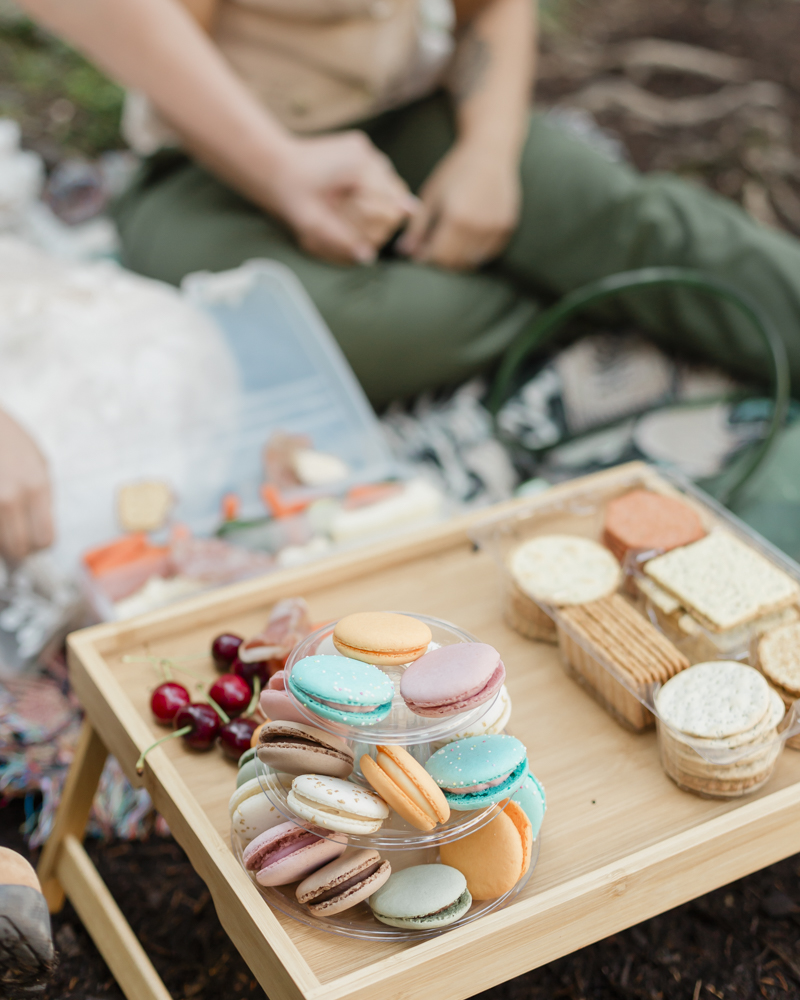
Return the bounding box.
[37,464,800,1000]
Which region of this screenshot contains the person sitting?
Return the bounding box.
[5,0,800,566]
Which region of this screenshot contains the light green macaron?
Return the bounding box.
[369,864,471,929]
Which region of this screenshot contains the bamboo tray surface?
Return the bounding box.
[68,464,800,1000]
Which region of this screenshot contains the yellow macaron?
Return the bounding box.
[439,800,532,900]
[333,612,432,666]
[360,744,450,831]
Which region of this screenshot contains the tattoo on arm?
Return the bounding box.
[451,26,490,103]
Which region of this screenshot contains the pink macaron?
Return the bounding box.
[259,671,310,726]
[243,821,347,886]
[400,643,505,718]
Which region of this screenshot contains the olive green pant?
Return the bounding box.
[116,91,800,553]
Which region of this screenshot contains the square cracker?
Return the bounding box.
[645,530,800,632]
[118,481,173,533]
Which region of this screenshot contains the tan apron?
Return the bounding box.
[122,0,455,153]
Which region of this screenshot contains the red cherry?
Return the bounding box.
[232,657,267,690]
[218,718,258,759]
[174,703,221,749]
[150,682,190,725]
[208,674,251,718]
[211,633,243,672]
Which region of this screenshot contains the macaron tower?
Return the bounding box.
[232,607,544,940]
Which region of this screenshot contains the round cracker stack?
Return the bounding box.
[506,535,622,644]
[757,621,800,749]
[655,661,785,798]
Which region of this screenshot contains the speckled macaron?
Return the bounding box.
[296,849,391,915]
[440,801,532,900]
[288,774,390,834]
[360,745,450,831]
[287,654,395,726]
[400,643,505,718]
[369,864,472,929]
[243,821,347,886]
[425,735,528,811]
[332,612,432,665]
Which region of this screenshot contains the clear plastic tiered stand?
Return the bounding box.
[232,612,540,941]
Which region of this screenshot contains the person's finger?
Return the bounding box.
[0,496,30,564]
[341,190,410,247]
[397,198,436,257]
[27,484,55,552]
[298,203,377,265]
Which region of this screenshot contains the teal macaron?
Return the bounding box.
[288,654,395,727]
[511,769,546,838]
[369,864,471,929]
[425,735,528,811]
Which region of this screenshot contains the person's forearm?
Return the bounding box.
[449,0,536,156]
[17,0,294,210]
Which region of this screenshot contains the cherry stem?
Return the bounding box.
[136,725,192,775]
[245,675,261,718]
[204,693,230,725]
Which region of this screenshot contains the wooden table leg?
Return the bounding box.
[37,720,108,912]
[36,720,174,1000]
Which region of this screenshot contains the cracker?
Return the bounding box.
[582,596,688,682]
[759,621,800,697]
[655,661,770,739]
[118,481,173,533]
[645,530,800,632]
[560,595,688,687]
[636,576,682,616]
[510,534,622,607]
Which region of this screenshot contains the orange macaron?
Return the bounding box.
[333,612,432,666]
[360,744,450,831]
[439,800,532,900]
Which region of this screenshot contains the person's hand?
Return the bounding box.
[0,409,54,564]
[268,131,418,265]
[398,140,521,270]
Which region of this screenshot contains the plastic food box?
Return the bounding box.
[470,463,800,797]
[79,261,415,622]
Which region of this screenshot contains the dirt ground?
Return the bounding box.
[6,0,800,998]
[5,792,800,1000]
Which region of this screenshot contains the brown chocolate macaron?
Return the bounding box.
[256,721,354,778]
[603,489,706,563]
[296,849,391,915]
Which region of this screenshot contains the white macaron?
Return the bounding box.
[229,775,291,845]
[288,774,389,835]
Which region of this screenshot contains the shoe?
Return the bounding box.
[0,847,55,995]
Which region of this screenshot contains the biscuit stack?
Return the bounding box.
[655,661,785,797]
[505,534,622,643]
[757,621,800,749]
[644,530,800,660]
[558,593,689,731]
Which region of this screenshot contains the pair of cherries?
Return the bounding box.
[144,632,283,771]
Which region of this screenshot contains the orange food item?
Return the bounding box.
[222,493,241,522]
[260,484,310,519]
[603,489,706,563]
